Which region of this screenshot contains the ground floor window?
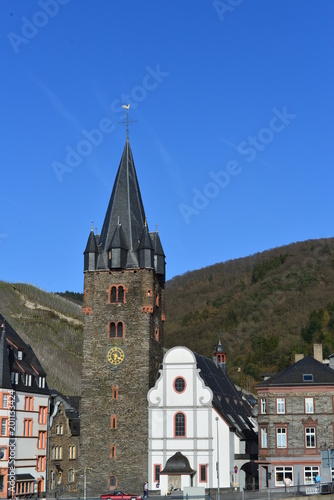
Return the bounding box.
[199,464,207,482]
[275,466,293,486]
[0,475,4,493]
[304,466,319,484]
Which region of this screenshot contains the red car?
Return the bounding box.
[101,491,142,500]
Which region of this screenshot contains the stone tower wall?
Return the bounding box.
[80,268,164,496]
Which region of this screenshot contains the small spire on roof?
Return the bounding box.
[91,220,94,231]
[95,227,97,235]
[156,224,158,233]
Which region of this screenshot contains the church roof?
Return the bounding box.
[194,353,257,441]
[256,355,334,388]
[97,138,146,268]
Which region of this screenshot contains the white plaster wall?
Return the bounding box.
[148,347,242,493]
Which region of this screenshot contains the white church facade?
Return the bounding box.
[147,345,258,495]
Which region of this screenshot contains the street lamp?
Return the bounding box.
[216,417,220,500]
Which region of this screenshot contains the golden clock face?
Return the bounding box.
[107,347,125,366]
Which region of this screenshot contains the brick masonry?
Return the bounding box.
[80,268,164,496]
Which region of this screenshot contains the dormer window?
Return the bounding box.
[11,372,19,385]
[38,377,46,389]
[25,374,32,386]
[17,350,23,360]
[303,374,314,382]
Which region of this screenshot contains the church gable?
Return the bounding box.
[148,346,213,409]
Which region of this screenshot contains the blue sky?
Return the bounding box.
[1,0,333,292]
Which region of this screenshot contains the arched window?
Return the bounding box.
[108,475,117,490]
[110,286,117,302]
[118,286,124,303]
[174,412,186,437]
[68,469,75,483]
[109,322,124,338]
[108,285,127,304]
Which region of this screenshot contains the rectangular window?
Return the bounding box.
[24,396,34,411]
[37,456,46,472]
[304,466,319,484]
[38,431,47,449]
[275,466,293,486]
[112,386,119,400]
[110,444,116,458]
[305,397,314,414]
[1,394,8,409]
[52,446,62,460]
[1,419,7,437]
[38,406,47,425]
[305,427,316,448]
[277,428,287,448]
[260,398,267,414]
[56,424,63,435]
[111,415,117,429]
[0,475,4,493]
[25,374,32,386]
[261,428,268,448]
[199,464,207,483]
[0,447,7,460]
[23,419,33,437]
[38,377,46,389]
[154,464,161,483]
[277,398,285,414]
[69,445,76,459]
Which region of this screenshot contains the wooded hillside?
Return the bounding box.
[1,237,334,394]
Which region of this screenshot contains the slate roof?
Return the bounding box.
[0,313,48,394]
[194,353,257,441]
[97,138,146,269]
[84,138,165,277]
[256,355,334,388]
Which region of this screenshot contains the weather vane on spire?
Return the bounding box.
[119,104,137,139]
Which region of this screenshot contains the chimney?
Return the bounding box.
[313,344,323,363]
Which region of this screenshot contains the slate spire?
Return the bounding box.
[97,138,146,269]
[83,136,165,281]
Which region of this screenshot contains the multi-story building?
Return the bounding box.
[48,391,80,497]
[0,314,49,497]
[80,133,166,495]
[148,343,258,494]
[256,348,334,489]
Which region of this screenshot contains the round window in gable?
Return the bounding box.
[174,377,186,393]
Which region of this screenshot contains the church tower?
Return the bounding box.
[80,135,165,495]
